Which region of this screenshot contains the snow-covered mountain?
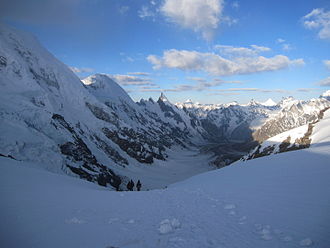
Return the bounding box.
[1,23,329,190]
[321,90,330,100]
[252,97,330,142]
[244,107,330,160]
[0,23,204,190]
[261,98,277,106]
[177,98,279,142]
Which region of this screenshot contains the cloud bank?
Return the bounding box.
[318,77,330,86]
[214,44,271,57]
[111,74,153,86]
[147,49,304,76]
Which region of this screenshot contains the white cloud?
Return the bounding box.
[215,44,271,57]
[69,66,94,73]
[250,45,271,52]
[297,88,316,92]
[282,43,292,51]
[213,78,242,84]
[183,77,240,91]
[137,77,241,93]
[209,92,241,96]
[127,72,150,76]
[111,74,154,86]
[138,5,155,19]
[139,85,160,90]
[323,60,330,70]
[147,49,304,76]
[161,0,224,41]
[119,6,129,15]
[214,88,259,92]
[276,39,293,51]
[303,8,330,40]
[208,88,289,95]
[123,56,134,63]
[317,76,330,86]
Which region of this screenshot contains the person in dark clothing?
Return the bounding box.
[130,180,135,191]
[136,180,142,191]
[126,180,132,191]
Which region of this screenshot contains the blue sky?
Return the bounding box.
[1,0,330,104]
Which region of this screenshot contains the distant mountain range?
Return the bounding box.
[1,23,329,189]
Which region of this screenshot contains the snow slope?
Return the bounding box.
[310,108,330,146]
[1,112,329,247]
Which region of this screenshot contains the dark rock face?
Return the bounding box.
[0,55,7,68]
[29,67,60,90]
[102,127,165,164]
[230,121,253,142]
[0,153,17,160]
[51,114,122,190]
[85,102,118,126]
[192,104,270,142]
[105,101,149,127]
[200,119,224,141]
[92,135,128,167]
[157,99,185,125]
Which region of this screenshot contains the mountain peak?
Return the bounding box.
[281,96,295,101]
[82,74,133,104]
[321,90,330,100]
[279,96,296,108]
[261,98,277,106]
[248,99,260,106]
[159,92,169,102]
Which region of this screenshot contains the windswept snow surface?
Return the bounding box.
[1,138,330,248]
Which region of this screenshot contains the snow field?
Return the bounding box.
[1,139,329,248]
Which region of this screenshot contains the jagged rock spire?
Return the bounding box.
[159,92,169,102]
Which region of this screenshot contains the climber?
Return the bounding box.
[136,180,142,191]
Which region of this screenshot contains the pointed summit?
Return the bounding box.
[159,92,169,102]
[261,98,277,106]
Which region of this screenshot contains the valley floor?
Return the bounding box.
[114,147,214,190]
[1,143,329,248]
